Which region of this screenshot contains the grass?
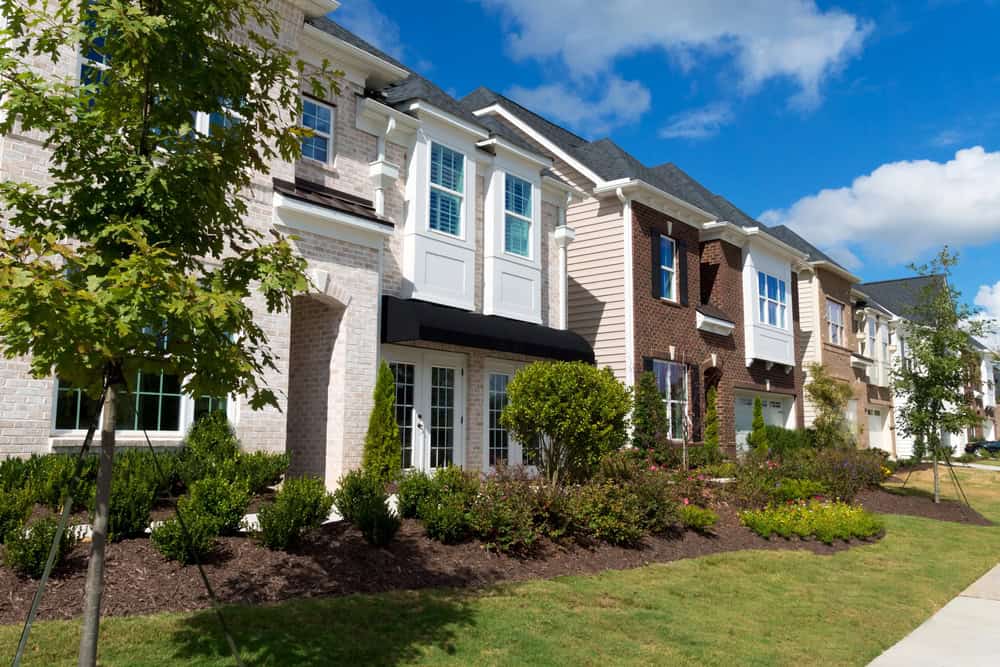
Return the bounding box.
[3,466,999,666]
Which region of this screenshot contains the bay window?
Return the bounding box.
[429,142,464,236]
[757,271,787,328]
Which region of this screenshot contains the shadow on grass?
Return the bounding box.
[168,588,476,665]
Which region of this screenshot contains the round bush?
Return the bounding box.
[183,476,251,535]
[151,512,218,564]
[467,479,539,555]
[396,470,434,519]
[0,488,32,545]
[679,504,718,532]
[108,474,156,542]
[332,469,401,547]
[257,476,334,550]
[418,493,470,544]
[569,482,646,546]
[4,517,79,579]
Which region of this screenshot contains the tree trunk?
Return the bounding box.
[78,384,117,667]
[932,432,941,504]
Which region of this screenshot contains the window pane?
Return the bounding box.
[430,143,463,193]
[661,268,673,300]
[505,215,530,256]
[430,367,455,468]
[652,361,670,397]
[780,305,787,330]
[488,373,510,467]
[137,395,160,431]
[767,275,778,300]
[669,364,686,400]
[759,297,766,322]
[670,402,686,440]
[302,99,331,135]
[389,362,415,470]
[160,396,181,431]
[758,271,766,295]
[161,374,181,395]
[55,388,80,430]
[302,135,328,163]
[139,371,160,393]
[768,301,778,325]
[778,280,786,305]
[505,174,531,217]
[429,188,461,235]
[660,236,674,269]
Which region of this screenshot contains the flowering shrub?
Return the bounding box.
[467,479,538,555]
[739,500,883,544]
[569,481,646,546]
[679,504,718,532]
[771,478,827,503]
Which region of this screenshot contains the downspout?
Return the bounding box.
[553,193,576,331]
[617,187,635,388]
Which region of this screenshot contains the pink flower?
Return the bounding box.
[683,498,690,505]
[649,465,658,471]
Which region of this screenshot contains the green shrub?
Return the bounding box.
[748,398,768,452]
[784,448,884,502]
[108,475,156,542]
[631,471,682,534]
[772,478,827,503]
[3,516,78,578]
[178,412,239,483]
[0,488,32,544]
[27,454,97,512]
[418,492,471,544]
[233,451,290,495]
[679,504,718,532]
[528,482,577,541]
[763,426,813,458]
[502,361,632,484]
[397,470,434,519]
[0,456,30,492]
[257,476,333,550]
[740,500,884,544]
[113,449,179,499]
[703,386,721,460]
[805,363,855,450]
[597,449,645,483]
[151,512,218,564]
[362,362,401,483]
[569,481,645,546]
[686,442,723,467]
[632,371,669,452]
[732,454,783,508]
[467,479,538,555]
[700,461,738,478]
[332,469,400,546]
[183,477,250,535]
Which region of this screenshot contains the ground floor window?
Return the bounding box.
[389,361,416,469]
[54,379,102,431]
[652,360,688,440]
[487,373,510,466]
[429,367,456,468]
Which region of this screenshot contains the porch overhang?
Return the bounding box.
[381,296,595,363]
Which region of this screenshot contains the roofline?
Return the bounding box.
[810,260,861,284]
[407,101,490,140]
[542,174,586,201]
[594,178,717,226]
[476,136,552,169]
[701,222,810,263]
[292,0,340,17]
[302,24,409,83]
[859,274,946,287]
[470,103,607,187]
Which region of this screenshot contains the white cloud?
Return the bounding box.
[931,129,963,147]
[480,0,872,109]
[507,77,652,136]
[759,146,1000,266]
[976,282,1000,321]
[334,0,406,61]
[659,104,734,140]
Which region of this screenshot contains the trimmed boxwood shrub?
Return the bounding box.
[183,477,251,535]
[151,512,218,564]
[108,475,157,542]
[4,517,78,578]
[178,412,239,483]
[332,470,400,547]
[418,492,470,544]
[397,470,434,519]
[763,426,813,458]
[679,504,718,532]
[467,479,538,555]
[739,500,884,544]
[569,481,645,546]
[257,476,334,550]
[0,488,32,544]
[233,451,290,495]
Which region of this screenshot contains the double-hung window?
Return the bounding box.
[757,272,787,328]
[504,174,532,257]
[429,142,464,236]
[301,97,334,164]
[827,299,845,346]
[659,235,677,301]
[652,360,688,440]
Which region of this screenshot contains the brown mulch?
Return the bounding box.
[858,487,993,525]
[0,505,871,624]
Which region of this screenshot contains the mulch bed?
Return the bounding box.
[858,487,993,526]
[0,505,870,625]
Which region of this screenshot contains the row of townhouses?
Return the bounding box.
[1,1,996,487]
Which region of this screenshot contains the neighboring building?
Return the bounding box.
[767,226,896,453]
[459,89,808,455]
[0,6,593,487]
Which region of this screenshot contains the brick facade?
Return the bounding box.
[632,203,801,454]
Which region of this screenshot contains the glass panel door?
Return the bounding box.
[389,362,416,469]
[487,373,510,467]
[429,366,456,468]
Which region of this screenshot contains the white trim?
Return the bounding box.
[471,104,606,186]
[697,311,736,336]
[356,97,420,145]
[657,234,679,304]
[476,136,551,169]
[301,96,336,167]
[273,192,393,249]
[481,359,532,473]
[701,222,810,264]
[617,188,636,388]
[409,101,490,141]
[596,179,716,228]
[292,0,340,17]
[301,24,407,84]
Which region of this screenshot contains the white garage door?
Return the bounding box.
[735,394,793,452]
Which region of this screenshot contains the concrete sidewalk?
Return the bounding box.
[869,564,1000,666]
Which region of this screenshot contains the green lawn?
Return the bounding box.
[4,466,999,667]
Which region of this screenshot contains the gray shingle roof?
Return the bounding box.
[460,87,590,153]
[766,225,844,267]
[859,275,945,319]
[306,16,408,71]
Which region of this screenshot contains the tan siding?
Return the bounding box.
[798,273,821,425]
[566,196,626,381]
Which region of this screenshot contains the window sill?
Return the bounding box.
[657,297,683,308]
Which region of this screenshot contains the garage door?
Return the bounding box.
[735,394,793,452]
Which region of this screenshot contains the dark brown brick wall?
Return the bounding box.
[632,202,802,453]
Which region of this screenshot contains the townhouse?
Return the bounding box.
[0,3,593,487]
[457,90,809,455]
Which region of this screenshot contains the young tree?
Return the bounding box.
[632,370,668,451]
[893,248,992,502]
[0,2,336,662]
[362,362,400,484]
[502,361,631,485]
[805,363,854,449]
[703,385,721,461]
[747,397,769,453]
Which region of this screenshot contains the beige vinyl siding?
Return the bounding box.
[798,272,822,426]
[567,196,627,381]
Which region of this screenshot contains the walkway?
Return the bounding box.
[869,564,1000,666]
[948,461,1000,472]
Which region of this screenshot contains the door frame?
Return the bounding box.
[481,358,532,473]
[382,344,467,472]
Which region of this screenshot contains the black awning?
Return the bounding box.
[381,296,595,363]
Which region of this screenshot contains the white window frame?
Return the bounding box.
[503,173,533,259]
[300,96,335,166]
[652,359,689,441]
[826,298,846,347]
[757,271,787,330]
[481,359,536,472]
[659,235,678,303]
[428,140,466,239]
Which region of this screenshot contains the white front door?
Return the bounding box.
[867,408,885,452]
[385,347,466,472]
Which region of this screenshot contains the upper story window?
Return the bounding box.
[757,271,787,329]
[880,321,889,361]
[867,316,877,357]
[79,13,109,87]
[659,236,677,302]
[827,299,845,346]
[429,142,464,236]
[301,97,334,164]
[504,174,532,257]
[651,359,688,440]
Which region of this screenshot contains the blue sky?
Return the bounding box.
[333,0,1000,325]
